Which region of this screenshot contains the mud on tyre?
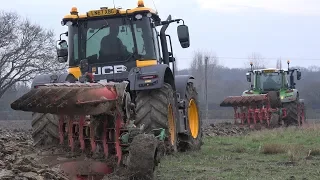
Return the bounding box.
[127,134,159,180]
[178,82,203,152]
[283,100,299,126]
[31,113,60,148]
[134,83,178,152]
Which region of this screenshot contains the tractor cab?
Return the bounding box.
[56,0,190,83]
[251,68,287,92]
[245,61,301,94]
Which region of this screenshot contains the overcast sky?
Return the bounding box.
[3,0,320,69]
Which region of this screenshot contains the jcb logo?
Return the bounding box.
[92,65,127,75]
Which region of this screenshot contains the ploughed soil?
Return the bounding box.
[0,120,253,180]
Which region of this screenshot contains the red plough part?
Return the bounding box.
[220,94,287,128]
[11,81,129,180]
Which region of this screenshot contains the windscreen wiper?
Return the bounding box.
[86,19,109,42]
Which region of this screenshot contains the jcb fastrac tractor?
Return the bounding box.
[220,61,306,128]
[11,1,202,179]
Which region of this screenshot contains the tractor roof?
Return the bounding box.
[62,0,160,23]
[253,68,286,73]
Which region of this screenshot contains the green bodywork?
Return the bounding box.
[243,68,299,103]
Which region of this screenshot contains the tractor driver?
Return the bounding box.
[99,25,129,61]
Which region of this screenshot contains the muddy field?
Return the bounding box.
[0,120,264,179]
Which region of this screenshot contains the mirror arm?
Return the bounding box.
[160,18,185,25]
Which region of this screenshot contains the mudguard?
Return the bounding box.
[128,64,174,91]
[174,75,196,133]
[174,75,195,100]
[31,72,75,89]
[281,89,299,103]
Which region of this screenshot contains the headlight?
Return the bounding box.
[135,14,143,20]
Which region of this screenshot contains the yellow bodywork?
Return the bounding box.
[68,67,81,79]
[136,60,157,67]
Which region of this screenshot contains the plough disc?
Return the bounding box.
[10,81,128,116]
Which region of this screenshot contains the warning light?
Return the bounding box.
[138,0,144,7]
[250,62,253,66]
[70,7,78,15]
[287,60,290,64]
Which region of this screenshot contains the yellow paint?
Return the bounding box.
[68,67,81,79]
[87,8,117,17]
[168,104,176,146]
[63,6,157,20]
[188,99,199,139]
[137,0,145,7]
[136,60,157,67]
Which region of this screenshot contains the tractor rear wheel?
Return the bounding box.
[135,83,178,152]
[31,113,60,148]
[178,82,203,151]
[283,101,299,126]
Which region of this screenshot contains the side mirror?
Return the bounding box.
[56,40,68,63]
[297,71,301,80]
[177,24,190,48]
[246,72,251,82]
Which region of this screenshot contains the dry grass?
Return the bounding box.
[260,143,286,154]
[309,148,320,156]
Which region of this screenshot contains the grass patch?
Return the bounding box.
[155,125,320,180]
[260,143,286,154]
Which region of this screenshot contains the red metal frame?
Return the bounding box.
[57,112,125,179]
[225,94,287,127]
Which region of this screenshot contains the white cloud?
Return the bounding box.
[196,0,320,15]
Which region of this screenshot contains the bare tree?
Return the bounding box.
[190,50,218,103]
[0,11,65,98]
[246,52,267,69]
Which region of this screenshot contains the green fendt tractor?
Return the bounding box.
[220,60,306,127]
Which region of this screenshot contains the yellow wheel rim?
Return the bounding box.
[168,104,175,146]
[188,99,199,138]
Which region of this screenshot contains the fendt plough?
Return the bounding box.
[220,61,306,128]
[11,1,203,179]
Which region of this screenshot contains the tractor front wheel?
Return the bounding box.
[178,82,203,151]
[283,101,299,126]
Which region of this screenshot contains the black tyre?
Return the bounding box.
[283,101,299,126]
[31,113,60,148]
[127,134,158,180]
[178,82,203,151]
[135,83,178,152]
[268,91,281,109]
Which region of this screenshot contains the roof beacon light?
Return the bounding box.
[70,7,78,15]
[138,0,144,7]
